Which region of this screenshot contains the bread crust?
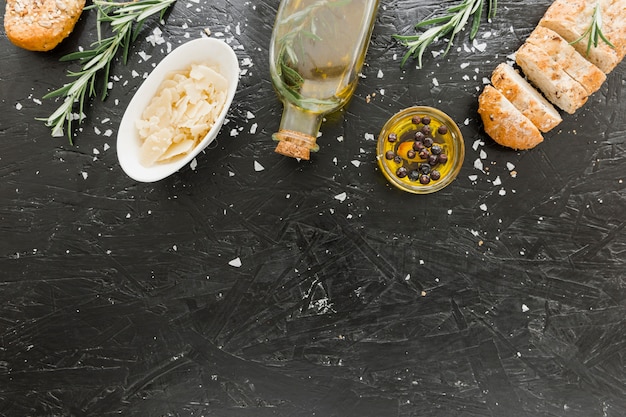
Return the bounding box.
[491,63,562,133]
[515,42,589,114]
[526,26,606,95]
[478,85,544,150]
[4,0,86,51]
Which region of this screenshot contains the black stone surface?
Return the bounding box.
[1,1,625,416]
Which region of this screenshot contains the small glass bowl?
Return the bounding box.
[376,106,465,194]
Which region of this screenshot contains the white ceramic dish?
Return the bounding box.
[117,37,239,182]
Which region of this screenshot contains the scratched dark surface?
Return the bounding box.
[1,0,625,416]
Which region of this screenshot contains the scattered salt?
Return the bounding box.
[229,257,242,268]
[254,161,264,171]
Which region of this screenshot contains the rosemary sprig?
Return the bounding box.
[41,0,176,143]
[570,1,615,56]
[393,0,497,68]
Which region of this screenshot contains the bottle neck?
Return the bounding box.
[272,101,322,160]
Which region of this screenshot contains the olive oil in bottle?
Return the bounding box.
[269,0,380,159]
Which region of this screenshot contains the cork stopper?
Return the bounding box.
[275,140,310,160]
[273,129,318,160]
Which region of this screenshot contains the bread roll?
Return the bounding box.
[539,0,620,73]
[490,63,562,133]
[478,85,544,150]
[4,0,86,51]
[526,26,606,95]
[515,42,589,114]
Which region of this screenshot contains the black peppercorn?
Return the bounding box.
[396,167,408,178]
[408,170,420,181]
[385,150,395,160]
[388,132,398,142]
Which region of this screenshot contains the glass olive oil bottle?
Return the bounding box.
[269,0,380,159]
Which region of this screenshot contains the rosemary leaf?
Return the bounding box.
[570,1,615,56]
[393,0,497,68]
[40,0,177,143]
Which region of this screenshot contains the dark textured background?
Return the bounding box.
[1,1,625,416]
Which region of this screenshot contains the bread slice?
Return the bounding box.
[4,0,86,51]
[478,85,545,150]
[490,63,562,133]
[526,26,606,95]
[515,42,589,114]
[604,0,626,62]
[539,0,620,73]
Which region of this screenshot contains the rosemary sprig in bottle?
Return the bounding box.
[570,1,615,56]
[393,0,497,68]
[41,0,176,143]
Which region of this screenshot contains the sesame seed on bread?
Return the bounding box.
[4,0,86,51]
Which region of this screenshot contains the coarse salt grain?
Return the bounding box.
[335,192,347,202]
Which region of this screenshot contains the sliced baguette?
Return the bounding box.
[515,42,589,114]
[4,0,86,51]
[526,26,606,95]
[478,85,544,150]
[604,0,626,62]
[539,0,620,73]
[490,63,562,133]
